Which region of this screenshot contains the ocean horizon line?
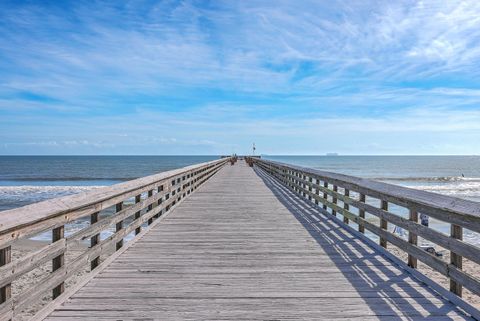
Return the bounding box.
[0,154,479,157]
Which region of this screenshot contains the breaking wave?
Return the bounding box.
[0,185,105,211]
[408,182,480,199]
[4,177,135,181]
[375,176,480,182]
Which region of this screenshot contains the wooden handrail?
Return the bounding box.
[253,158,480,301]
[0,157,229,320]
[0,158,227,246]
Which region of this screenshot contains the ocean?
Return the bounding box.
[0,156,219,242]
[1,155,479,245]
[0,156,218,211]
[263,155,480,202]
[263,155,480,247]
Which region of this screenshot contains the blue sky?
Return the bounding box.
[1,0,480,155]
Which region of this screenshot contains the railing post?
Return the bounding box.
[166,191,170,212]
[358,194,365,233]
[298,173,301,193]
[450,224,463,297]
[343,189,349,224]
[297,173,300,193]
[332,185,338,216]
[90,212,100,270]
[308,177,313,201]
[135,194,142,235]
[302,174,306,197]
[380,200,388,248]
[52,225,65,299]
[147,190,154,225]
[0,245,12,304]
[295,172,300,193]
[408,209,418,268]
[323,182,328,210]
[315,179,320,205]
[179,178,184,200]
[115,202,124,251]
[298,174,301,192]
[156,186,163,219]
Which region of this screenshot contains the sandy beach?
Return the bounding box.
[11,239,89,321]
[388,245,480,310]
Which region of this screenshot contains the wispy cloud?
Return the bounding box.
[0,1,479,154]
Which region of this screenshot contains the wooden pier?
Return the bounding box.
[1,158,480,320]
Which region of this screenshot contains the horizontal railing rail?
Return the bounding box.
[252,158,480,304]
[0,157,229,321]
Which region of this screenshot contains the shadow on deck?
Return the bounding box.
[255,167,471,320]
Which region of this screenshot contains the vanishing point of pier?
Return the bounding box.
[1,158,480,320]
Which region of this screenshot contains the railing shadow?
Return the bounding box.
[254,167,471,320]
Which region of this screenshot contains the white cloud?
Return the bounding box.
[1,1,480,154]
[2,1,480,97]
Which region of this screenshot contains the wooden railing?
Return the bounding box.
[0,158,229,321]
[253,159,480,304]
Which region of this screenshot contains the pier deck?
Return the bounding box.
[43,162,471,320]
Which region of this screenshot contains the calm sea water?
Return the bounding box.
[0,156,218,211]
[1,155,479,244]
[263,155,480,202]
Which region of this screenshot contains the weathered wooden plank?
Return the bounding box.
[256,159,480,233]
[380,200,388,248]
[14,175,207,315]
[114,202,124,251]
[281,169,480,295]
[42,315,470,321]
[258,160,480,298]
[0,239,65,287]
[408,209,418,268]
[40,161,472,321]
[32,186,192,321]
[0,158,228,246]
[343,188,350,224]
[358,193,366,233]
[0,298,12,321]
[0,159,226,319]
[451,224,463,296]
[52,225,65,299]
[89,212,100,271]
[0,245,11,312]
[255,162,480,318]
[280,167,480,267]
[134,194,142,235]
[66,188,167,244]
